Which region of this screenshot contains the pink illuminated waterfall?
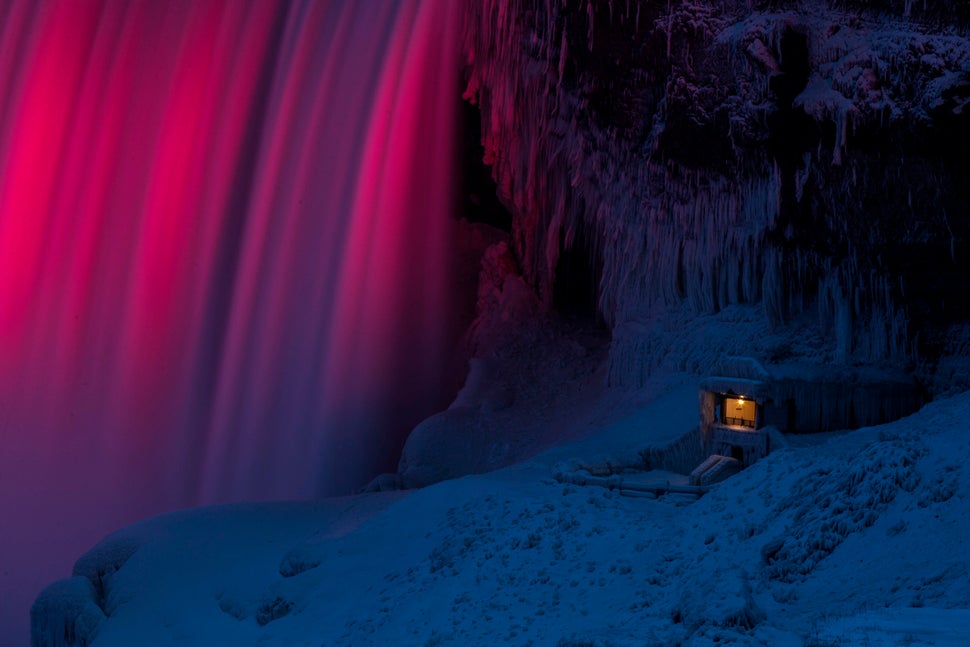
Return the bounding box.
[0,0,462,641]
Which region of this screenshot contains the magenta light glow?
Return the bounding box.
[0,0,462,642]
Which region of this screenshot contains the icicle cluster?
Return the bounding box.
[464,0,970,384]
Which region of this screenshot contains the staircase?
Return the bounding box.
[690,454,742,486]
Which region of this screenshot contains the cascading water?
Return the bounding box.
[0,0,462,642]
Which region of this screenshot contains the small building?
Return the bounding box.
[691,356,923,485]
[698,375,772,468]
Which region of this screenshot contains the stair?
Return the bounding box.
[690,454,742,486]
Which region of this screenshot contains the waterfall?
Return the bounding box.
[0,0,461,641]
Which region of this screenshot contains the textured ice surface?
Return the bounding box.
[463,0,970,384]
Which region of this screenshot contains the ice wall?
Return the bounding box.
[463,0,970,385]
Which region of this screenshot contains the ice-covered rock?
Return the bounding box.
[30,533,143,647]
[463,0,970,386]
[30,577,104,647]
[398,406,507,488]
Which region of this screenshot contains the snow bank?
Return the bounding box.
[31,380,970,645]
[819,607,970,646]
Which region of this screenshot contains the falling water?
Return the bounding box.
[0,0,462,641]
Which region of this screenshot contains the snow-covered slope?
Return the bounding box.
[32,378,970,646]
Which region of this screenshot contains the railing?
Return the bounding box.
[722,416,756,429]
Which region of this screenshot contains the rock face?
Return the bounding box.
[400,0,970,488]
[462,0,970,385]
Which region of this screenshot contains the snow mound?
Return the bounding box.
[29,380,970,645]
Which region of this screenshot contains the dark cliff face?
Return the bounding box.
[462,0,970,385]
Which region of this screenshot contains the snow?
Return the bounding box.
[819,608,970,646]
[32,361,970,645]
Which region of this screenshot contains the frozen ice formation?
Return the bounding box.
[463,0,970,385]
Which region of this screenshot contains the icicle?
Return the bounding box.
[666,0,672,62]
[559,25,568,83]
[943,210,956,263]
[833,106,848,166]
